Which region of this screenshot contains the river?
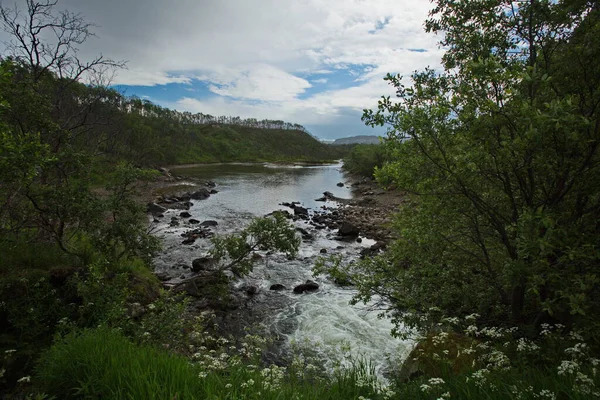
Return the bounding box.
[151,162,411,379]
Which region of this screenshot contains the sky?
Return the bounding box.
[1,0,445,140]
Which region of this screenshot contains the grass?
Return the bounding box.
[35,328,388,400]
[29,322,600,400]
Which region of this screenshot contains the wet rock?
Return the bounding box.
[356,237,362,243]
[338,221,360,237]
[154,271,171,281]
[191,188,211,200]
[147,203,167,214]
[201,220,218,227]
[320,248,328,254]
[182,237,196,245]
[191,257,217,272]
[269,284,287,291]
[296,227,309,235]
[337,182,344,187]
[210,189,219,194]
[189,218,200,224]
[293,205,309,216]
[293,280,319,294]
[240,284,259,296]
[206,181,216,187]
[180,211,192,218]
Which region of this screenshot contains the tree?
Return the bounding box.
[0,1,133,257]
[0,0,124,83]
[329,0,600,335]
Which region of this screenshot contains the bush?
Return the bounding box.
[343,144,386,177]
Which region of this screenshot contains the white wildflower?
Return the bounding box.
[558,360,579,376]
[420,383,432,392]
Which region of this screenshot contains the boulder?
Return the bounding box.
[154,271,171,281]
[319,248,328,254]
[246,285,259,296]
[200,220,218,227]
[293,205,309,216]
[147,203,167,214]
[293,280,319,294]
[269,284,287,291]
[338,221,360,237]
[296,227,309,235]
[191,257,217,272]
[180,211,192,218]
[191,188,211,200]
[182,237,196,245]
[337,182,344,187]
[189,218,200,224]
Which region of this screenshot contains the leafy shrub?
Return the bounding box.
[343,144,386,177]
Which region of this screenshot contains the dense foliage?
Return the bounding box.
[343,144,387,177]
[333,0,600,338]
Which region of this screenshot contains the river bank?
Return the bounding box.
[140,163,410,378]
[143,166,404,245]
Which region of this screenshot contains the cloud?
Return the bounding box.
[201,65,312,101]
[4,0,444,139]
[112,69,192,86]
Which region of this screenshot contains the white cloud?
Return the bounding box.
[112,69,192,86]
[16,0,445,138]
[202,65,311,101]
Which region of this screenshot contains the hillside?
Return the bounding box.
[332,135,381,145]
[175,125,345,163]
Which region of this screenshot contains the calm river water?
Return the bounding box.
[152,162,411,378]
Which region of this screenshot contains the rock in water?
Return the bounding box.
[200,220,218,227]
[191,188,211,200]
[338,221,360,237]
[147,203,166,214]
[293,280,319,294]
[269,284,287,291]
[191,257,217,272]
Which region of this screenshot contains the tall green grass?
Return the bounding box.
[35,328,386,400]
[36,328,204,399]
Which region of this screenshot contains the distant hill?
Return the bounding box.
[175,125,346,163]
[332,135,381,145]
